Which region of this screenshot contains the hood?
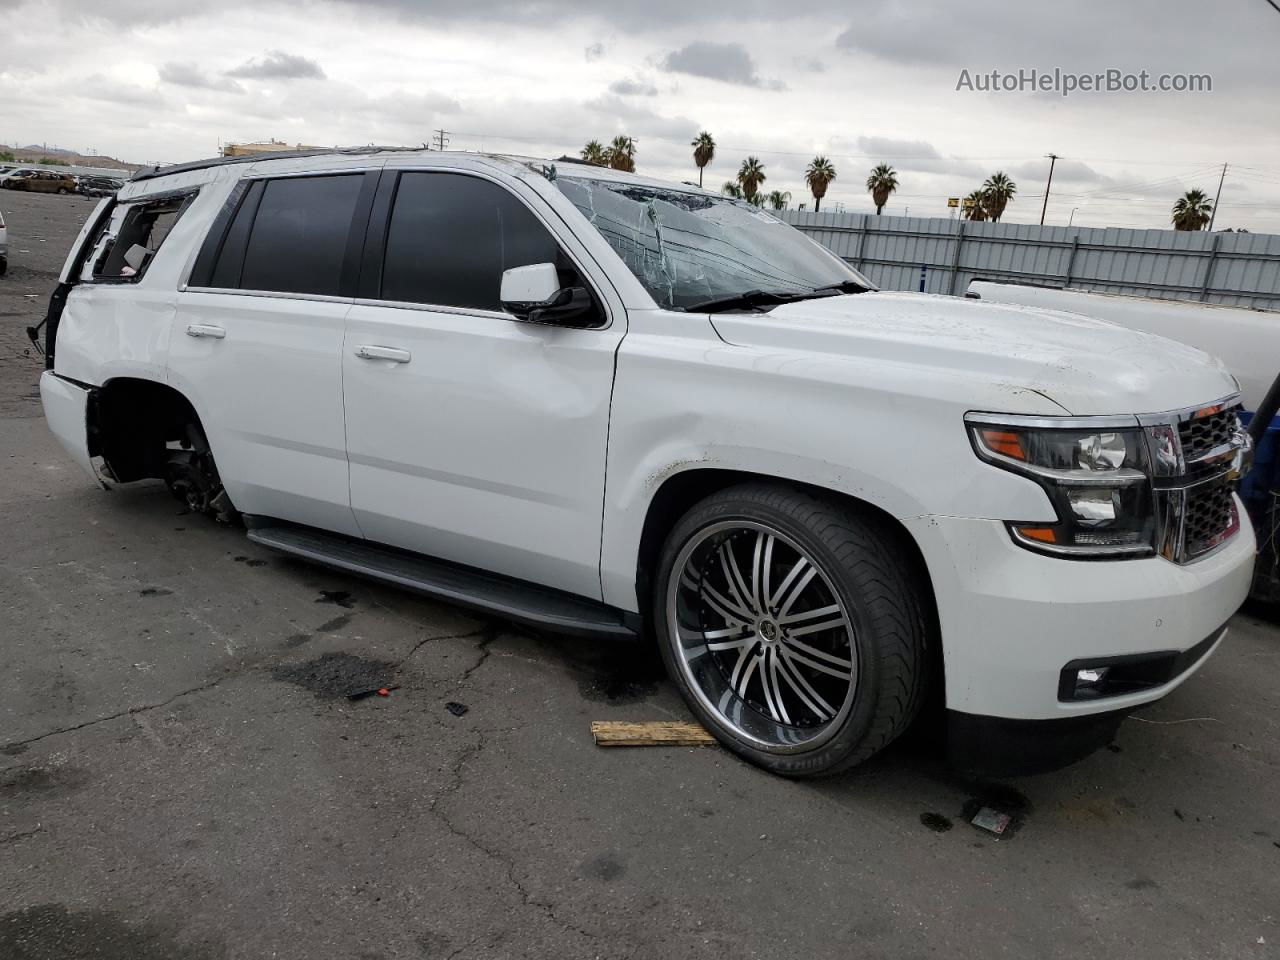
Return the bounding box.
[708,291,1238,416]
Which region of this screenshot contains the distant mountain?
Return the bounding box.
[18,144,74,155]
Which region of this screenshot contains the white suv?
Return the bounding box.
[37,148,1254,777]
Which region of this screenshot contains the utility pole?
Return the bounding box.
[1040,153,1059,226]
[432,129,450,151]
[1208,162,1228,231]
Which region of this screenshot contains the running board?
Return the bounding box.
[247,523,637,639]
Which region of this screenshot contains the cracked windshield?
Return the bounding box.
[554,175,873,310]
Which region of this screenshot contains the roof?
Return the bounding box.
[129,147,721,198]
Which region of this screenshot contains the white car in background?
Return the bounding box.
[36,149,1255,778]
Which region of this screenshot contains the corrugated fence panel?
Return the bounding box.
[778,211,1280,311]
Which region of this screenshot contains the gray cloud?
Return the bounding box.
[856,136,942,160]
[1008,157,1108,185]
[659,42,782,90]
[227,50,326,80]
[584,41,605,61]
[158,62,244,93]
[609,76,658,97]
[79,74,165,107]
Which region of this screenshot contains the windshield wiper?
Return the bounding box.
[683,289,812,314]
[684,279,871,314]
[809,279,871,295]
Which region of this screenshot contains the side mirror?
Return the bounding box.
[500,263,595,327]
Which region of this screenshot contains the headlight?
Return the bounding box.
[966,415,1156,558]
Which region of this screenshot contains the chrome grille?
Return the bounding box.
[1147,398,1249,564]
[1183,480,1239,561]
[1179,404,1242,461]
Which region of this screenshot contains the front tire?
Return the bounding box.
[653,483,929,777]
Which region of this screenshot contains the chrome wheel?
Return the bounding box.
[666,520,858,752]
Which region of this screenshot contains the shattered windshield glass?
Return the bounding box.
[554,176,874,310]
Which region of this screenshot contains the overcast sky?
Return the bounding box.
[4,0,1279,231]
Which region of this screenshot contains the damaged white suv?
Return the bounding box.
[38,149,1254,777]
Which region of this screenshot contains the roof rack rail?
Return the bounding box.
[130,145,431,183]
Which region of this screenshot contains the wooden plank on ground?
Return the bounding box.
[591,720,717,747]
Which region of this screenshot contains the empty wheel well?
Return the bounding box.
[635,469,943,702]
[89,378,205,483]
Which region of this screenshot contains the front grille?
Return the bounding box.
[1183,480,1239,560]
[1179,404,1241,461]
[1153,400,1247,563]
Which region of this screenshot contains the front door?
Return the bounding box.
[342,169,624,599]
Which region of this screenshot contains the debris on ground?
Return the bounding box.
[590,720,716,747]
[445,701,469,717]
[970,807,1013,836]
[348,684,399,701]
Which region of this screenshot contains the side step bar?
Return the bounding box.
[247,522,638,639]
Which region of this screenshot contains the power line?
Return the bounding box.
[432,128,450,151]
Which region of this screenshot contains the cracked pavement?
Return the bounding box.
[3,190,1280,959]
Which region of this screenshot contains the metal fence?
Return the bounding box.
[777,211,1280,311]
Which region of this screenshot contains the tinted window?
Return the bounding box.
[238,174,364,296]
[381,172,562,310]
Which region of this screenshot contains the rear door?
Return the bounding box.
[170,169,379,536]
[341,166,625,598]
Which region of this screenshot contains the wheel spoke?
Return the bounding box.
[727,640,756,688]
[706,635,755,652]
[775,566,818,619]
[761,534,776,613]
[719,542,757,617]
[776,648,837,720]
[767,556,809,611]
[781,642,854,681]
[786,614,847,639]
[734,650,761,698]
[763,648,792,724]
[779,603,841,627]
[700,578,754,625]
[749,531,771,613]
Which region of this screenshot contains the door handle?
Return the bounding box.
[186,323,226,340]
[355,345,412,363]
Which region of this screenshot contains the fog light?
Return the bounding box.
[1074,666,1110,699]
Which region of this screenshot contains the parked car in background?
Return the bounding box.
[77,176,124,198]
[3,169,77,194]
[37,149,1255,779]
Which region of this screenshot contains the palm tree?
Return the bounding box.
[1172,189,1213,231]
[721,181,744,199]
[982,172,1016,222]
[737,156,766,203]
[692,131,715,188]
[804,156,836,212]
[865,163,898,215]
[766,190,791,211]
[580,140,608,166]
[963,190,988,221]
[607,135,636,172]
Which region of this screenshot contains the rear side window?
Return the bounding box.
[91,193,195,281]
[238,175,364,296]
[380,172,564,311]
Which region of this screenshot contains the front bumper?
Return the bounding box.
[904,512,1253,720]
